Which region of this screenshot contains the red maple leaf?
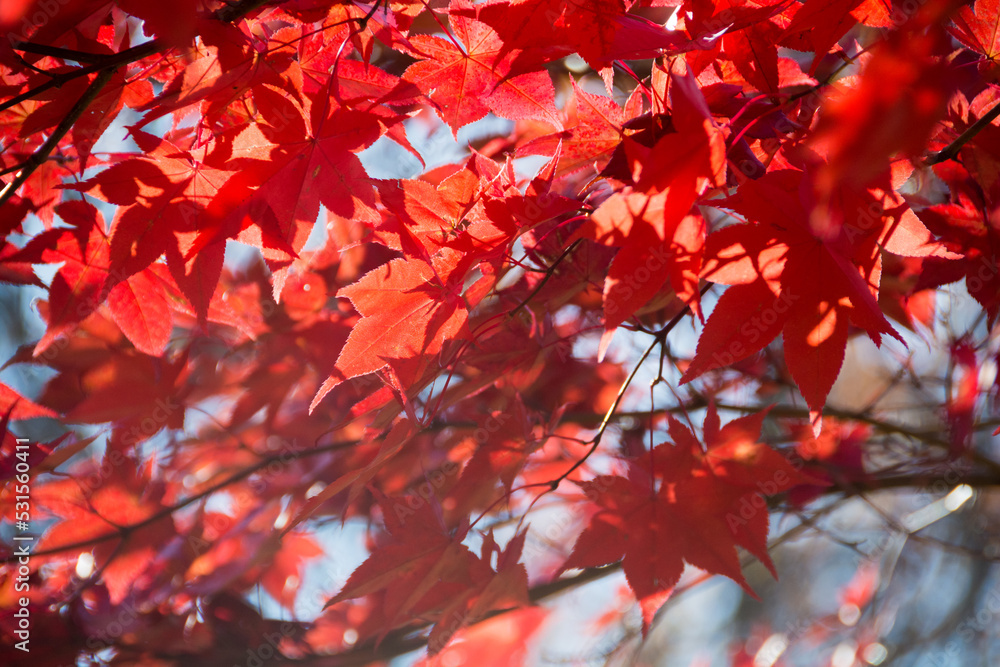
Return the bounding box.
[9,200,116,355]
[260,531,325,611]
[10,201,176,356]
[66,132,235,318]
[35,458,175,605]
[518,77,629,180]
[682,166,953,427]
[576,60,725,356]
[0,382,57,421]
[327,494,528,652]
[949,0,1000,80]
[221,81,384,296]
[563,406,809,630]
[311,251,470,411]
[809,8,952,193]
[401,2,562,134]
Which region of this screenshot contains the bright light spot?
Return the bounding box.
[980,357,997,389]
[665,7,680,31]
[284,575,299,591]
[564,54,589,73]
[302,282,311,291]
[753,633,788,667]
[343,628,358,646]
[75,552,95,579]
[863,642,888,665]
[807,304,838,347]
[441,647,465,667]
[944,484,973,512]
[838,603,861,626]
[697,24,730,46]
[274,507,290,530]
[306,482,325,499]
[831,641,857,667]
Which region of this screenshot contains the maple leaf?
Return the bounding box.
[260,532,325,611]
[681,168,925,428]
[372,178,456,260]
[137,20,304,129]
[327,494,528,651]
[779,0,894,73]
[33,340,187,432]
[723,11,782,95]
[518,78,627,179]
[401,2,562,134]
[0,241,43,287]
[416,606,549,667]
[949,0,1000,80]
[106,266,174,357]
[35,458,175,604]
[19,69,93,138]
[311,251,470,412]
[584,189,705,358]
[115,0,203,47]
[9,200,118,355]
[462,0,693,69]
[19,66,151,173]
[9,200,177,356]
[917,196,1000,323]
[2,0,999,661]
[552,0,627,68]
[576,60,725,356]
[66,134,234,319]
[809,10,952,193]
[0,382,57,421]
[72,71,153,171]
[563,406,808,630]
[221,81,384,296]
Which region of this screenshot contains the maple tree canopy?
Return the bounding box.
[1,0,999,664]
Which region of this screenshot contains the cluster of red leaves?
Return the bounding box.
[1,0,999,664]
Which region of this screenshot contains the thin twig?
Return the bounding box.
[506,239,582,322]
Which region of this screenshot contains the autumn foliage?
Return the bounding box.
[1,0,999,664]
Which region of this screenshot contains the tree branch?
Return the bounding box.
[12,41,115,63]
[0,0,278,209]
[289,565,622,666]
[215,0,275,22]
[0,438,360,564]
[0,40,159,116]
[925,98,1000,165]
[0,67,116,208]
